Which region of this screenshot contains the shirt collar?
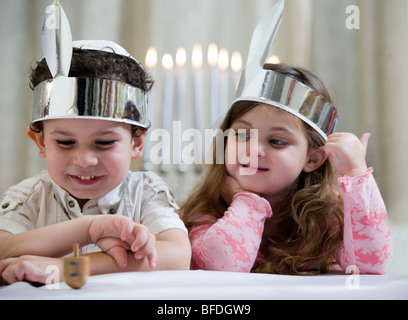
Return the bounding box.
[51,173,129,216]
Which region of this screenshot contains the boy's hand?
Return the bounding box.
[0,255,63,285]
[324,132,370,177]
[88,216,157,269]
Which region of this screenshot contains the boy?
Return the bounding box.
[0,40,191,285]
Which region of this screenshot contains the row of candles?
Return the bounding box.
[144,43,243,131]
[141,43,281,171]
[142,43,243,171]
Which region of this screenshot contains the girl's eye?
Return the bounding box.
[236,132,250,141]
[270,139,288,146]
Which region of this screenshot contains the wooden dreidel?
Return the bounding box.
[63,243,89,289]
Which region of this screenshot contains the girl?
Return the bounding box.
[181,63,392,275]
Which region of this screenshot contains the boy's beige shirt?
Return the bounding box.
[0,171,187,254]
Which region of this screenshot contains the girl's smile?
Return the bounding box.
[240,163,269,173]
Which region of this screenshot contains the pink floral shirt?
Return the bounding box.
[188,168,393,274]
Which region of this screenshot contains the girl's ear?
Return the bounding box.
[25,126,46,158]
[130,133,146,160]
[303,148,327,173]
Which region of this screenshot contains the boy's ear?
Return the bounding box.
[303,148,327,173]
[26,126,46,158]
[131,133,146,160]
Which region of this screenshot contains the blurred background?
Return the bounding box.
[1,0,407,275]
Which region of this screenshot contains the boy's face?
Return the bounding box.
[30,119,144,204]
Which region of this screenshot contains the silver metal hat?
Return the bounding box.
[232,0,338,140]
[32,0,150,129]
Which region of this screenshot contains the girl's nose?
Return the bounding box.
[257,143,266,158]
[73,149,98,167]
[247,138,265,158]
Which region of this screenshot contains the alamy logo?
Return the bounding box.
[147,121,259,175]
[345,265,360,290]
[345,5,360,30]
[44,4,60,30]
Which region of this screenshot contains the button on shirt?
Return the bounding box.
[0,170,187,254]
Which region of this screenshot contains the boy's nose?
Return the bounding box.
[73,149,98,167]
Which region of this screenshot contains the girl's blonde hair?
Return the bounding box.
[181,63,344,274]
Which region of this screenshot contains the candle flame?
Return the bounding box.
[207,43,218,67]
[218,48,229,71]
[176,47,187,67]
[145,47,157,68]
[266,54,281,64]
[162,53,174,70]
[231,52,242,73]
[192,44,203,69]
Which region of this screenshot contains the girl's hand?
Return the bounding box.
[88,216,157,269]
[221,175,247,206]
[324,132,370,177]
[0,255,63,285]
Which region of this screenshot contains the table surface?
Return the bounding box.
[1,270,407,300]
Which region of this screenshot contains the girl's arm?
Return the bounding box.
[336,168,393,274]
[189,192,272,272]
[325,132,392,274]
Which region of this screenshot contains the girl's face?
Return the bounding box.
[225,104,322,205]
[33,119,144,206]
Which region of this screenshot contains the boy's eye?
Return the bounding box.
[96,140,116,146]
[56,140,116,147]
[56,140,75,146]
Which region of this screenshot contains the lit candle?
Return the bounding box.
[192,44,204,134]
[145,47,158,122]
[175,47,188,172]
[175,47,187,126]
[208,43,219,128]
[143,47,158,171]
[218,48,229,117]
[231,51,242,100]
[266,54,281,64]
[161,53,174,171]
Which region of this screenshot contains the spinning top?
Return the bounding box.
[63,243,89,289]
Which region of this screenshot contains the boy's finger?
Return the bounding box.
[147,248,158,270]
[107,247,128,268]
[133,235,156,259]
[130,228,150,252]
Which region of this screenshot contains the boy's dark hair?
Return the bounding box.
[29,48,153,137]
[30,48,154,91]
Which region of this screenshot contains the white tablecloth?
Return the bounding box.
[1,270,407,300]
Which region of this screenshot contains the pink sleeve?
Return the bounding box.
[336,168,393,274]
[188,192,272,272]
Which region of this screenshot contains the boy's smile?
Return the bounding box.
[69,175,104,186]
[31,119,144,207]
